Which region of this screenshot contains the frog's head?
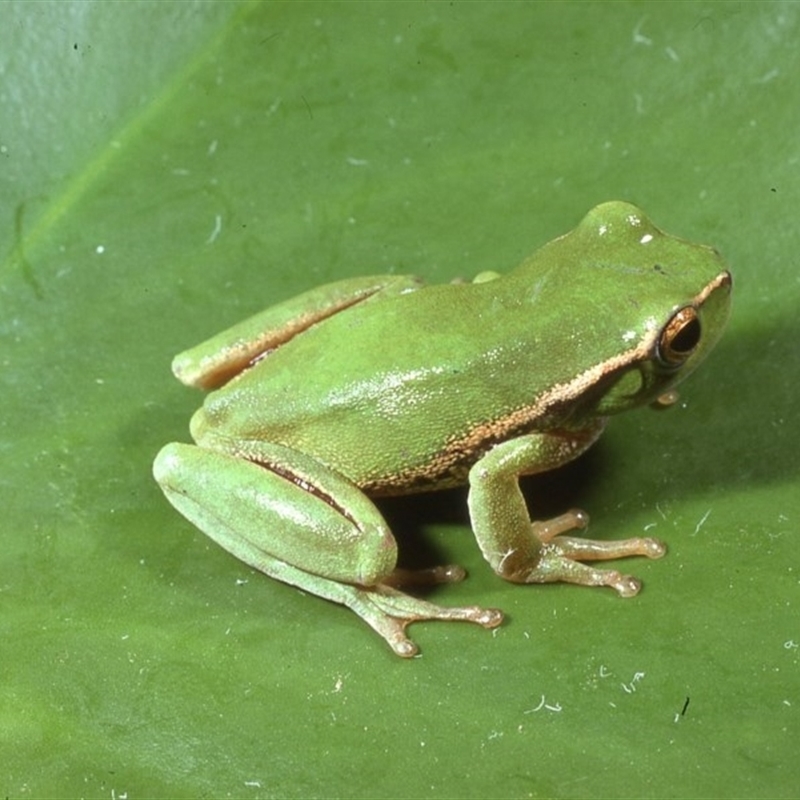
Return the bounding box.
[595,267,732,415]
[563,202,733,417]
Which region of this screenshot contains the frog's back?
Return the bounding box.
[193,279,567,490]
[194,215,728,492]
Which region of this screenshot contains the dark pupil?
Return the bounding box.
[671,317,701,354]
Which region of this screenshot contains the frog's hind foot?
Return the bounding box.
[346,584,503,658]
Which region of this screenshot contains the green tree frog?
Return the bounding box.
[153,201,732,657]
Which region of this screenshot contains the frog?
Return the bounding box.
[153,201,732,657]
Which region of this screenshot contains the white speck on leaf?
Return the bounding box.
[524,695,562,714]
[621,671,646,694]
[692,509,712,536]
[207,214,222,244]
[632,18,652,46]
[755,68,779,84]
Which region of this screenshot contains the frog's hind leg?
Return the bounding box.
[172,274,423,390]
[230,554,502,658]
[154,442,502,657]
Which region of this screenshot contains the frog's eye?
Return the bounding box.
[658,306,701,366]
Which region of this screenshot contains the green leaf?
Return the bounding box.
[2,2,797,798]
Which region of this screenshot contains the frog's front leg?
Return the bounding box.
[153,441,502,657]
[468,432,666,596]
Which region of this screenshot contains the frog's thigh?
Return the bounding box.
[153,442,397,586]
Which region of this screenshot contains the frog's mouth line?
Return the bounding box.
[696,269,733,304]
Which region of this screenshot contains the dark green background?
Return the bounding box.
[2,2,797,798]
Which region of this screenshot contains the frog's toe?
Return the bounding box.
[562,564,643,598]
[511,546,659,597]
[531,508,590,541]
[642,538,668,559]
[392,637,420,658]
[610,573,643,598]
[384,564,466,587]
[550,533,667,562]
[381,620,420,658]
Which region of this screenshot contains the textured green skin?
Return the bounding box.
[188,201,730,489]
[153,201,732,656]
